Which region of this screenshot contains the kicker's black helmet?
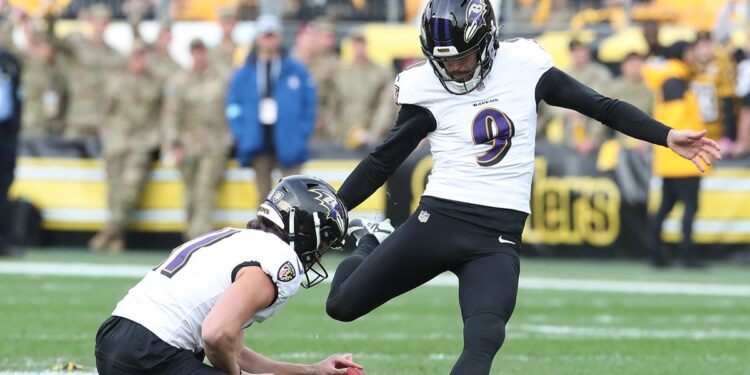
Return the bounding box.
[420,0,499,94]
[257,175,348,288]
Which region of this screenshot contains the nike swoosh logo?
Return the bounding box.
[498,235,515,245]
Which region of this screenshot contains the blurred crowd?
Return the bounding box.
[536,19,750,267]
[0,1,397,252]
[539,25,750,159]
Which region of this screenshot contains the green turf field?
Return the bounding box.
[1,249,749,374]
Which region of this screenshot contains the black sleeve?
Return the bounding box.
[662,78,688,101]
[535,67,671,147]
[337,104,436,210]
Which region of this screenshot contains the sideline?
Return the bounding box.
[2,261,750,297]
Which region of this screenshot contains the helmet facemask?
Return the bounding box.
[425,32,496,95]
[287,209,343,288]
[256,175,348,289]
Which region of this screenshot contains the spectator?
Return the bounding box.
[568,39,612,96]
[0,7,68,138]
[124,0,179,83]
[0,43,22,256]
[309,18,339,138]
[734,38,750,157]
[162,39,232,241]
[610,53,652,217]
[609,52,653,145]
[210,5,238,78]
[564,39,613,155]
[123,2,180,168]
[692,32,737,149]
[329,27,394,150]
[89,43,162,253]
[648,41,708,268]
[226,14,316,204]
[150,24,179,82]
[292,22,316,66]
[62,4,123,140]
[643,21,667,59]
[21,32,68,137]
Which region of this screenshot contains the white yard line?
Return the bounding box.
[514,324,750,339]
[2,261,750,297]
[0,262,151,278]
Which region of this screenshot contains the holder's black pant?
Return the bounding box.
[95,316,226,375]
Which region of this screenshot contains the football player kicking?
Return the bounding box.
[95,176,362,375]
[325,0,722,374]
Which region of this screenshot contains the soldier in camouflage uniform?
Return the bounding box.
[21,32,68,137]
[329,28,394,149]
[89,43,162,253]
[162,39,231,240]
[0,7,69,137]
[209,6,237,79]
[124,0,180,83]
[62,4,123,139]
[564,39,614,154]
[309,18,339,139]
[149,24,180,81]
[610,52,653,146]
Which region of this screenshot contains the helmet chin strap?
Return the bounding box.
[287,208,295,250]
[313,212,321,250]
[437,63,483,94]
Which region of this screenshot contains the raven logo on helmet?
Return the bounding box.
[310,188,347,235]
[271,190,285,204]
[464,0,487,42]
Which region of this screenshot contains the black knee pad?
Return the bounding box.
[463,312,506,355]
[325,297,359,322]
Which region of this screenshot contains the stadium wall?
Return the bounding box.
[10,143,750,256]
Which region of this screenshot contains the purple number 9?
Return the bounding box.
[471,108,514,167]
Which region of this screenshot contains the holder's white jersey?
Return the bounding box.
[112,228,303,352]
[395,38,553,213]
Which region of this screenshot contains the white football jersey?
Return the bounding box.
[395,38,553,213]
[112,228,303,352]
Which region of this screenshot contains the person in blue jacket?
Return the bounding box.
[226,14,316,204]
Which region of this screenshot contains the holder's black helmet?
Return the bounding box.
[420,0,499,94]
[257,175,348,288]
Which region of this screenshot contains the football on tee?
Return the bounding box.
[346,368,365,375]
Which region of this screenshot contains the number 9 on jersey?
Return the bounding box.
[471,108,515,167]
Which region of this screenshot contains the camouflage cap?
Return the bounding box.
[347,26,365,41]
[89,3,112,22]
[218,6,237,21]
[314,17,336,34]
[29,19,50,40]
